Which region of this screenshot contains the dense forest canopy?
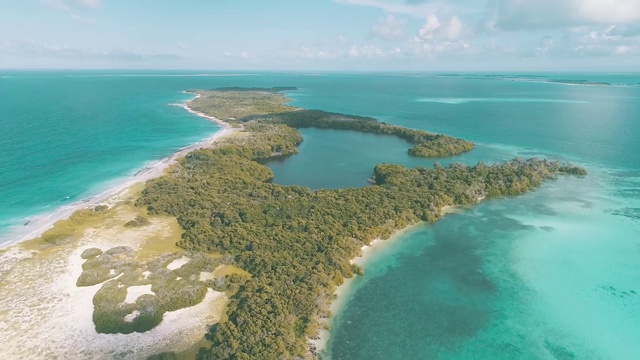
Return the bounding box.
[138,89,586,359]
[188,89,475,158]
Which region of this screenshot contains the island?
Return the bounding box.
[136,88,585,359]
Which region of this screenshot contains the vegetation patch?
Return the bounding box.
[80,247,103,259]
[124,215,151,228]
[39,208,111,245]
[77,248,236,334]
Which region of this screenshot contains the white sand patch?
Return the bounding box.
[199,271,216,281]
[0,234,227,360]
[124,310,140,323]
[167,256,189,270]
[142,271,151,279]
[441,205,462,215]
[125,285,154,303]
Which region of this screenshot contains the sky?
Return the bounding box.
[1,0,639,71]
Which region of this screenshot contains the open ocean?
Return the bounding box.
[1,71,639,359]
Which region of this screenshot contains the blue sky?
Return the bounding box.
[1,0,639,71]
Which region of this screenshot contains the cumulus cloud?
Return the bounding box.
[405,37,471,58]
[493,0,640,30]
[417,14,465,41]
[370,15,405,40]
[347,44,385,57]
[289,47,336,59]
[223,51,251,59]
[531,26,639,59]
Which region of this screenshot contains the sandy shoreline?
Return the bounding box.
[1,94,236,250]
[0,93,236,359]
[310,205,463,356]
[310,222,427,357]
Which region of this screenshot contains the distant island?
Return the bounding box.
[133,88,586,359]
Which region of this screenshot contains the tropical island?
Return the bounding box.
[0,87,586,359]
[135,88,585,359]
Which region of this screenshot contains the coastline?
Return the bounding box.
[0,93,237,359]
[311,205,465,357]
[311,222,427,358]
[173,91,234,130]
[0,95,236,250]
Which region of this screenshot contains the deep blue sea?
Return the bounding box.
[1,71,639,359]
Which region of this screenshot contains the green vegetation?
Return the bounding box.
[132,88,587,359]
[80,247,103,259]
[245,109,475,158]
[94,205,109,212]
[187,89,298,123]
[39,207,112,245]
[191,89,474,158]
[78,248,233,334]
[407,136,475,157]
[125,215,151,228]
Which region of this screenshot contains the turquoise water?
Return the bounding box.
[265,74,640,359]
[2,71,640,359]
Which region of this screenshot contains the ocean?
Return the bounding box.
[1,71,639,359]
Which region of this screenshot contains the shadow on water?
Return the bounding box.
[328,212,504,360]
[327,193,589,360]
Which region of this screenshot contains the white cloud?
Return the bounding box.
[417,14,465,41]
[405,37,471,58]
[347,44,385,57]
[577,0,640,24]
[531,26,640,58]
[289,47,336,59]
[370,15,405,40]
[493,0,640,31]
